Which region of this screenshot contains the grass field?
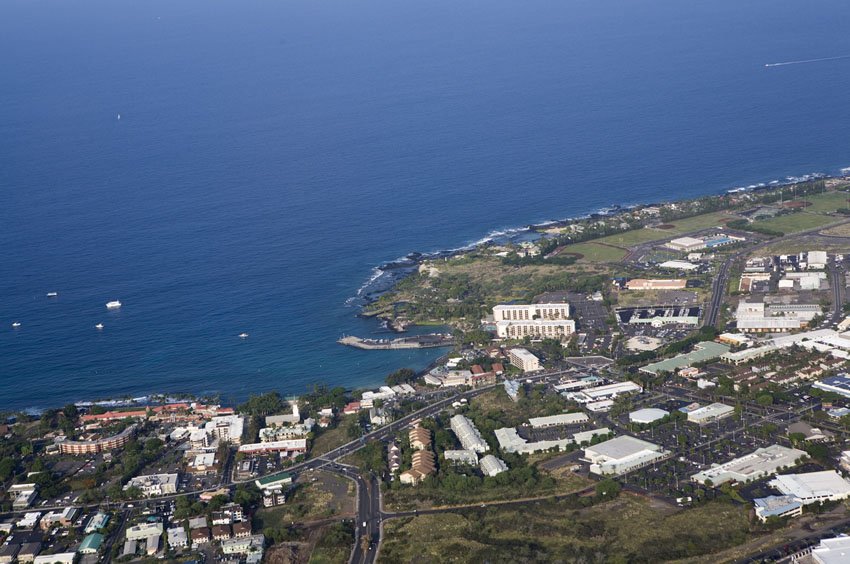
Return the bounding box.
[311,417,355,456]
[560,242,627,262]
[380,494,751,563]
[750,212,838,234]
[799,190,850,213]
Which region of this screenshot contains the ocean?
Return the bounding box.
[2,0,850,411]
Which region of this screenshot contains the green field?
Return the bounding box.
[380,495,751,563]
[573,211,737,251]
[750,212,838,234]
[559,242,627,262]
[799,190,850,213]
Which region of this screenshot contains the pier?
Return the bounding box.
[338,334,454,350]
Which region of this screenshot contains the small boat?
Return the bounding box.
[117,113,121,120]
[106,300,122,309]
[239,333,249,339]
[12,322,21,328]
[95,323,104,330]
[46,292,58,297]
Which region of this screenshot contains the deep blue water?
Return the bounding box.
[2,0,850,411]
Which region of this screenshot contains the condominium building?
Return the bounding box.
[57,425,136,455]
[493,303,570,322]
[449,415,489,453]
[508,348,541,372]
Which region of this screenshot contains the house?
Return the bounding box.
[399,450,436,485]
[17,542,41,564]
[233,521,252,539]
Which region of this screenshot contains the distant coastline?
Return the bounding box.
[352,169,845,311]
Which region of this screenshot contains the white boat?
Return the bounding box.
[46,292,58,297]
[239,333,249,339]
[106,300,122,309]
[95,323,104,330]
[12,322,21,328]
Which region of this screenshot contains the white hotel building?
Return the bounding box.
[493,303,576,339]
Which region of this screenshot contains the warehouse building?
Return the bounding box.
[813,374,850,398]
[691,445,805,486]
[769,471,850,505]
[584,436,669,476]
[687,403,734,425]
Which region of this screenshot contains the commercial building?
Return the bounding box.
[769,471,850,505]
[753,496,803,522]
[449,415,489,453]
[221,534,265,557]
[40,507,79,530]
[9,484,37,510]
[479,455,508,477]
[735,300,820,333]
[237,439,308,456]
[508,348,542,372]
[625,279,687,290]
[255,472,292,492]
[567,381,642,403]
[124,473,178,496]
[640,341,729,375]
[58,424,136,455]
[84,512,109,534]
[616,306,700,327]
[628,408,668,424]
[528,413,588,428]
[584,436,669,476]
[126,522,164,542]
[79,533,104,555]
[687,403,734,425]
[33,553,75,564]
[691,445,805,486]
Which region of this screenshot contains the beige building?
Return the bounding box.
[493,303,575,340]
[508,348,541,372]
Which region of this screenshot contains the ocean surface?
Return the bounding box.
[2,0,850,412]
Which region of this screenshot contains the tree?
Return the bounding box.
[595,479,621,499]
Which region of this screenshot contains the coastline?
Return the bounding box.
[352,169,844,312]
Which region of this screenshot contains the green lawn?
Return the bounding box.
[560,242,627,262]
[798,190,850,213]
[588,211,736,250]
[750,212,838,234]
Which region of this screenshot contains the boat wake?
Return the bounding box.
[765,54,850,68]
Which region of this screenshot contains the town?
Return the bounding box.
[8,178,850,563]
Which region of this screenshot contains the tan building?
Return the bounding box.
[493,303,575,340]
[57,425,136,455]
[508,348,541,372]
[399,450,436,485]
[409,427,432,451]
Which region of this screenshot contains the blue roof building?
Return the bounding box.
[753,496,802,522]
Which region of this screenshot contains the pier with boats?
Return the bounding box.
[338,333,454,350]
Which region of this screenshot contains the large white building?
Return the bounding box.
[584,436,669,476]
[528,413,588,428]
[691,445,805,486]
[769,471,850,505]
[493,303,575,340]
[479,454,508,477]
[508,348,541,372]
[810,536,850,564]
[449,415,489,453]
